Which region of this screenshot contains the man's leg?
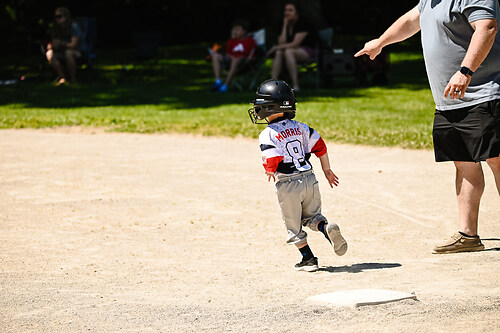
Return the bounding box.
[65,49,81,83]
[47,50,66,82]
[486,156,500,195]
[432,161,486,254]
[454,161,485,236]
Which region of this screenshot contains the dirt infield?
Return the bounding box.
[1,128,499,332]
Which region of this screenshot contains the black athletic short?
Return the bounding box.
[433,99,500,162]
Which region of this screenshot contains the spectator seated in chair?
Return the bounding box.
[267,2,317,92]
[210,19,256,92]
[45,7,85,85]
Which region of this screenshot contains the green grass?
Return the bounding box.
[0,43,435,149]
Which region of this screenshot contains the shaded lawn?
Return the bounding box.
[0,44,435,149]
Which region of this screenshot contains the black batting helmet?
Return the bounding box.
[248,79,296,124]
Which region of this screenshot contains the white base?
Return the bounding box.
[306,289,417,308]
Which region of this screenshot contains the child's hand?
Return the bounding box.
[323,169,339,188]
[265,171,276,182]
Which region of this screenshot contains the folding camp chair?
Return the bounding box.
[230,28,267,91]
[298,27,334,88]
[73,17,97,68]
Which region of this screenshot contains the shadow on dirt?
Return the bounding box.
[319,262,401,273]
[482,238,500,251]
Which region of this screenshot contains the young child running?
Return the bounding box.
[248,79,348,272]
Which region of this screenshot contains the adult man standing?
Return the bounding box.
[355,0,500,254]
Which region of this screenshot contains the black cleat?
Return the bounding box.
[294,257,319,272]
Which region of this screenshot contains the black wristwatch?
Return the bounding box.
[460,66,474,76]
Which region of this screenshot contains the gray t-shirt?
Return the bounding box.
[70,22,86,54]
[418,0,500,110]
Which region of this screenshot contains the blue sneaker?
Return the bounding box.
[218,84,228,92]
[211,80,222,91]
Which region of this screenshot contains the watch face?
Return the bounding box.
[461,67,472,75]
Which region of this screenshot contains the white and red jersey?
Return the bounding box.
[259,118,327,175]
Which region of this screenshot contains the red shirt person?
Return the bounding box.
[226,37,256,58]
[211,20,256,92]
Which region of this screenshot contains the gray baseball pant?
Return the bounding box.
[275,170,327,247]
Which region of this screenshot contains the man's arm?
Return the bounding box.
[66,36,80,50]
[445,18,498,99]
[464,18,498,72]
[355,6,421,60]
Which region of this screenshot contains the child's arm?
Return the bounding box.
[263,155,283,182]
[318,152,339,188]
[307,129,339,188]
[259,128,283,183]
[265,171,276,182]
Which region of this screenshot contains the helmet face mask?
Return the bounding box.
[248,105,271,124]
[249,79,297,124]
